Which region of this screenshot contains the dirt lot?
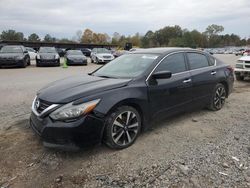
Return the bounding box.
[0,55,249,188]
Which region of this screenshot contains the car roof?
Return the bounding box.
[131,47,197,55]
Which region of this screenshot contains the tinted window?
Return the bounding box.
[187,53,209,70]
[208,55,215,66]
[155,53,187,74]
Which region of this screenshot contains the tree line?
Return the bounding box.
[1,24,249,48]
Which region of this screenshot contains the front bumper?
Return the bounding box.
[0,59,24,67]
[234,69,250,76]
[30,111,105,148]
[36,59,60,66]
[67,59,87,65]
[97,58,114,63]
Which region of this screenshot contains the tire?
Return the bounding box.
[27,57,31,66]
[104,106,141,149]
[236,75,244,81]
[208,83,227,111]
[20,60,27,68]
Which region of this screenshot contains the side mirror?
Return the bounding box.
[24,50,28,53]
[152,71,172,79]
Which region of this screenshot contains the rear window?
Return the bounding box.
[187,53,209,70]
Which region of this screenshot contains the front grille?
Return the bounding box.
[37,99,51,113]
[245,61,250,64]
[103,56,111,58]
[245,65,250,68]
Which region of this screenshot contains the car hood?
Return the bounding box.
[37,75,131,103]
[0,53,23,59]
[39,53,57,59]
[239,56,250,61]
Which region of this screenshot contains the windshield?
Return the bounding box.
[39,47,56,53]
[95,48,111,54]
[67,50,83,55]
[93,54,159,78]
[0,46,22,53]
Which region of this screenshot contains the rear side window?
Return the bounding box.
[187,53,209,70]
[208,55,215,66]
[155,53,187,74]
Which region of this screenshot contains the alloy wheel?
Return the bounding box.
[111,111,139,147]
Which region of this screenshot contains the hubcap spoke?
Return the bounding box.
[113,120,124,128]
[114,130,125,143]
[128,123,138,129]
[126,111,131,125]
[126,131,132,143]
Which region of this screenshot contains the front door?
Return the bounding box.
[147,52,193,119]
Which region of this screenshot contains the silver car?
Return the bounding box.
[91,48,114,64]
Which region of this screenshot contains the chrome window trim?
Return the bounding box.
[146,51,216,82]
[31,96,59,117]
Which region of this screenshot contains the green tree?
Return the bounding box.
[0,30,24,41]
[28,33,40,42]
[43,34,56,42]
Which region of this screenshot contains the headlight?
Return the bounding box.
[55,54,60,59]
[36,55,40,59]
[50,99,100,121]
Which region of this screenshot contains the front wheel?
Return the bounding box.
[208,83,226,111]
[104,106,141,149]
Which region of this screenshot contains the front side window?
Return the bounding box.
[155,53,187,74]
[187,53,209,70]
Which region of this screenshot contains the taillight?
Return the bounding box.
[227,66,234,72]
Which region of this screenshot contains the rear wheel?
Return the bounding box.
[208,83,226,111]
[236,75,244,81]
[104,106,141,149]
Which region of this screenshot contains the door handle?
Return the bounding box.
[211,71,216,75]
[183,78,192,83]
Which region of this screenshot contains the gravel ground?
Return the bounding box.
[0,55,249,188]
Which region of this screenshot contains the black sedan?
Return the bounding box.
[36,47,60,67]
[0,45,30,68]
[65,50,87,65]
[30,48,234,150]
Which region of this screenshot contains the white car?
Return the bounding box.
[234,56,250,80]
[91,48,114,64]
[26,47,37,60]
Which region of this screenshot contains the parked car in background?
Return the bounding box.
[235,56,250,80]
[65,50,87,65]
[0,45,30,68]
[91,48,114,64]
[36,47,60,67]
[79,48,91,57]
[235,49,245,56]
[30,48,234,150]
[243,49,250,56]
[26,47,37,60]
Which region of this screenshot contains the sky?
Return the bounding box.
[0,0,249,39]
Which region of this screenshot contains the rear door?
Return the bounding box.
[148,52,193,118]
[186,52,217,105]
